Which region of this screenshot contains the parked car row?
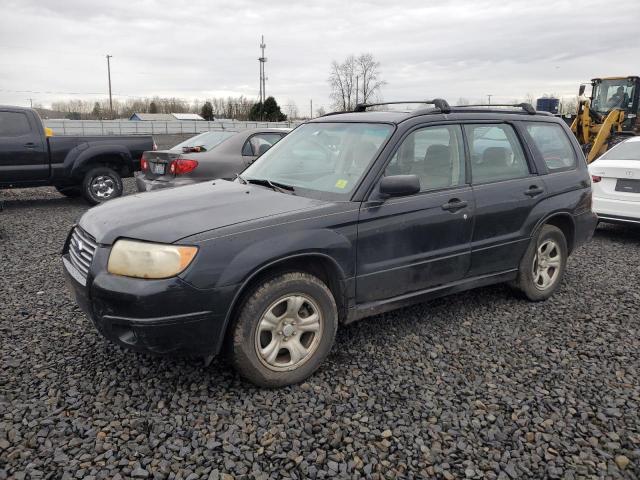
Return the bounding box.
[2,102,636,387]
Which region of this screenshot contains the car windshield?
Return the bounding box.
[599,140,640,161]
[241,122,394,200]
[170,131,235,152]
[591,79,636,114]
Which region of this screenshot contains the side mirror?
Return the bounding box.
[578,84,586,96]
[379,175,420,197]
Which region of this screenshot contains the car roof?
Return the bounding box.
[308,106,557,125]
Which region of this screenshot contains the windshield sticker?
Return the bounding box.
[335,179,348,189]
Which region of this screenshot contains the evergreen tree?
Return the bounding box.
[249,97,287,121]
[149,101,159,114]
[200,101,214,121]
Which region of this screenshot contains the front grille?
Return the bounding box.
[69,227,98,279]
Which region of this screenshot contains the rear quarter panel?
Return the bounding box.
[49,135,153,182]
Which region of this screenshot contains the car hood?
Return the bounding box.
[79,180,329,245]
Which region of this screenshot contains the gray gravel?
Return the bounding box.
[1,183,639,479]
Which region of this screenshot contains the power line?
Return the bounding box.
[0,88,145,98]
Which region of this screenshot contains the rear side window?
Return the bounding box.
[464,124,530,183]
[524,122,576,171]
[0,112,31,137]
[385,125,465,191]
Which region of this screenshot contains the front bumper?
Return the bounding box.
[134,172,198,192]
[62,251,237,356]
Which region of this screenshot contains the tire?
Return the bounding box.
[229,272,338,387]
[81,166,123,205]
[55,186,82,198]
[513,225,568,301]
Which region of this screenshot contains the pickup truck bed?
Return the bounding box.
[0,106,154,204]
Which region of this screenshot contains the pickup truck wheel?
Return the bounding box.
[82,166,123,205]
[55,186,82,198]
[513,225,567,301]
[229,272,338,387]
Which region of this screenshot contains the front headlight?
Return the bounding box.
[107,239,198,279]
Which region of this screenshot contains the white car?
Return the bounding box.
[589,137,640,225]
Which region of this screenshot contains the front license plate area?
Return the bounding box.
[615,179,640,193]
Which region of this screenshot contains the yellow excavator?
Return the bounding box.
[571,76,640,163]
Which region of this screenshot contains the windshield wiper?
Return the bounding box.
[245,178,295,194]
[235,173,248,184]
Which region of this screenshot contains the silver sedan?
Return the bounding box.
[135,128,290,192]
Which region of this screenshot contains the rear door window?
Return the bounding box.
[0,111,31,137]
[524,122,577,171]
[464,124,530,183]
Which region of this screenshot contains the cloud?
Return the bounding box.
[1,0,638,110]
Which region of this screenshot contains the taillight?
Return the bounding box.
[141,158,149,172]
[169,159,198,175]
[591,175,602,183]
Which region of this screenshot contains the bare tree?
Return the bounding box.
[329,56,356,111]
[456,97,470,106]
[315,106,326,117]
[356,53,386,104]
[329,53,386,111]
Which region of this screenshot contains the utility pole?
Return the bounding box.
[29,98,33,108]
[310,99,313,119]
[487,94,493,105]
[106,55,113,119]
[258,36,267,121]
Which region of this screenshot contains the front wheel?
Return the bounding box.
[514,225,567,301]
[82,166,123,205]
[229,272,338,387]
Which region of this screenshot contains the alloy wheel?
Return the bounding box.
[532,239,561,290]
[254,294,323,371]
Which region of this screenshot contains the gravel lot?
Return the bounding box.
[1,184,639,479]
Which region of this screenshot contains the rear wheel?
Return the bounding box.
[514,225,567,301]
[55,186,82,198]
[229,272,338,387]
[81,166,123,205]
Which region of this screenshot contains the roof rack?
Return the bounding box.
[454,103,536,115]
[353,99,451,114]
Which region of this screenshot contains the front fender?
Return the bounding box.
[186,226,355,291]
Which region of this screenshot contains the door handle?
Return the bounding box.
[24,142,36,149]
[441,198,468,212]
[524,185,544,197]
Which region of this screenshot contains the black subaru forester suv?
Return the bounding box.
[62,100,597,387]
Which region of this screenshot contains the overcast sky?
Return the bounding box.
[1,0,638,113]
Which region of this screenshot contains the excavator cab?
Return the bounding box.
[572,76,640,162]
[590,77,639,131]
